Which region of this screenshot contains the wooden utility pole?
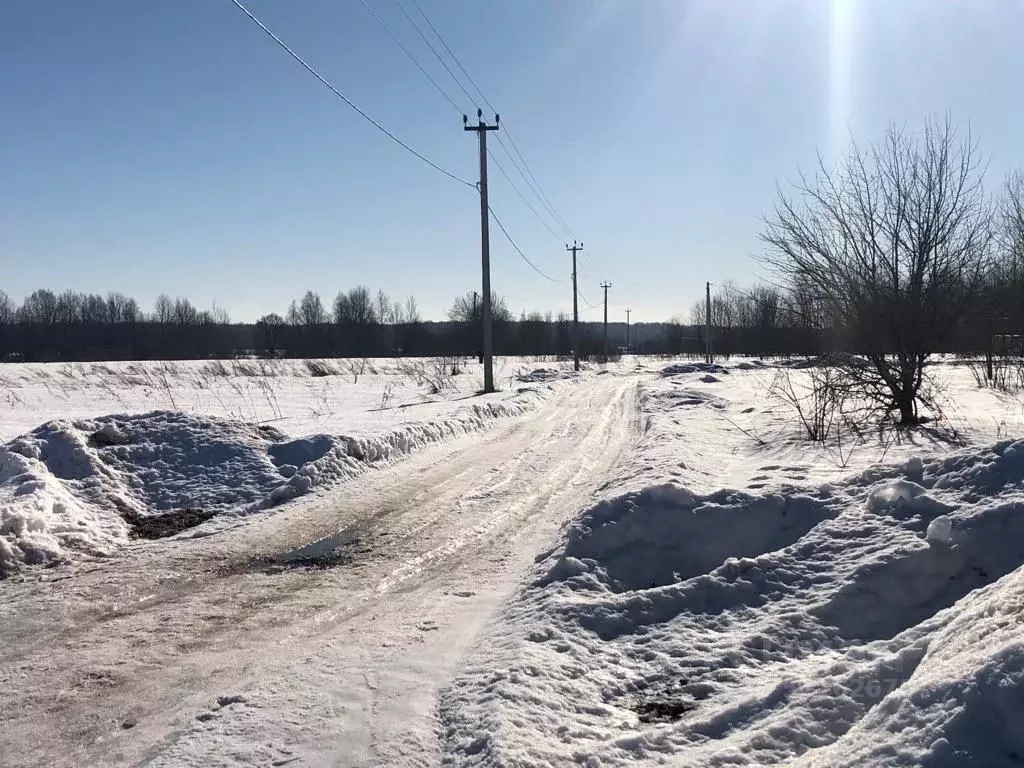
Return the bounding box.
[705,281,713,364]
[567,241,582,371]
[625,308,631,355]
[600,281,612,360]
[464,109,500,393]
[472,291,482,364]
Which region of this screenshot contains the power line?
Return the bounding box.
[405,0,577,237]
[577,248,607,282]
[582,247,649,288]
[228,0,473,188]
[577,286,598,309]
[498,128,574,236]
[234,0,580,291]
[488,204,564,283]
[408,0,491,110]
[487,149,564,242]
[390,0,478,110]
[362,0,569,246]
[492,134,573,238]
[358,0,462,115]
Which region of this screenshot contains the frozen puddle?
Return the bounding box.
[266,528,362,570]
[235,528,369,574]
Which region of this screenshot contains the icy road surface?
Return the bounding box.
[0,376,638,768]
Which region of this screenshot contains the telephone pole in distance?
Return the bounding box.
[600,281,612,360]
[705,281,713,364]
[464,108,500,393]
[567,241,582,371]
[625,308,631,355]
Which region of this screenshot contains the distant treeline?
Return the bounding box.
[0,283,999,363]
[0,286,685,361]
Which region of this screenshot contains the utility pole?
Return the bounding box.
[567,241,582,371]
[472,291,482,364]
[600,281,612,360]
[705,281,713,364]
[625,308,631,355]
[464,108,500,393]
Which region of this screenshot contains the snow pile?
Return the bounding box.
[516,368,567,383]
[926,514,953,546]
[441,424,1024,763]
[660,362,730,377]
[778,353,871,370]
[0,386,550,576]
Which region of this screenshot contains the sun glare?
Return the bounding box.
[828,0,856,159]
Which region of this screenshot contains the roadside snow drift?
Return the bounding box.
[0,387,549,575]
[441,388,1024,765]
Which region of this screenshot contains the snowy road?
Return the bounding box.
[0,375,639,768]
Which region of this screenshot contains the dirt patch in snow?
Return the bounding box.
[249,528,367,572]
[635,694,696,723]
[123,508,215,540]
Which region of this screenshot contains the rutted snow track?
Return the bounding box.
[0,376,639,768]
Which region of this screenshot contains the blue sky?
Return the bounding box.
[3,1,1023,323]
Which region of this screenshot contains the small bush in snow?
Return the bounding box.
[379,381,396,410]
[769,366,846,442]
[305,360,336,378]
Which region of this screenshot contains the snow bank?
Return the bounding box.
[660,362,729,377]
[516,367,570,383]
[441,406,1024,764]
[0,386,550,576]
[733,360,767,371]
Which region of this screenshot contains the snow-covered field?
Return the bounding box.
[3,356,1024,767]
[0,357,577,575]
[0,357,576,443]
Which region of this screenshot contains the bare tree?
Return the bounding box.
[348,286,376,326]
[256,313,285,357]
[55,291,81,325]
[258,313,285,326]
[19,289,58,325]
[82,294,106,324]
[1000,170,1024,265]
[762,117,993,424]
[333,286,375,326]
[375,289,392,326]
[0,291,15,325]
[404,295,420,324]
[392,301,406,325]
[297,290,326,327]
[332,291,351,324]
[209,303,231,325]
[448,291,511,323]
[173,297,199,325]
[989,171,1024,336]
[688,301,704,329]
[154,294,173,326]
[122,298,141,325]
